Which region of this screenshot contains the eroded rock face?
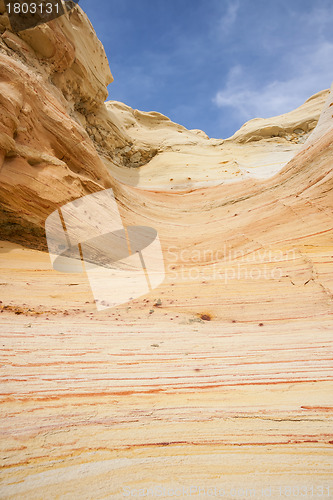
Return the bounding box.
[0,2,157,246]
[106,90,329,189]
[0,0,332,291]
[0,0,330,246]
[0,4,333,497]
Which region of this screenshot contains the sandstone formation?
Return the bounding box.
[106,89,329,189]
[0,2,332,498]
[0,0,330,243]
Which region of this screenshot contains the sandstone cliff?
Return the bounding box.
[0,0,156,246]
[0,2,333,498]
[0,1,331,247]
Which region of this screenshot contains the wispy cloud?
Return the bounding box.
[219,1,239,35]
[213,1,333,125]
[213,40,333,121]
[298,2,333,37]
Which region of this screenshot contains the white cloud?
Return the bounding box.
[219,1,239,35]
[213,41,333,120]
[298,2,333,36]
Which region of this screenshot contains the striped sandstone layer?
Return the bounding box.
[0,1,333,498]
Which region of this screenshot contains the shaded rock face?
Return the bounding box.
[0,2,156,246]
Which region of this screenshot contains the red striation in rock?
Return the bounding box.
[0,1,333,497]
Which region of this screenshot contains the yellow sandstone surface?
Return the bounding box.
[0,2,332,498]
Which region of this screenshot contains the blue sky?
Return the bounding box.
[79,0,333,139]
